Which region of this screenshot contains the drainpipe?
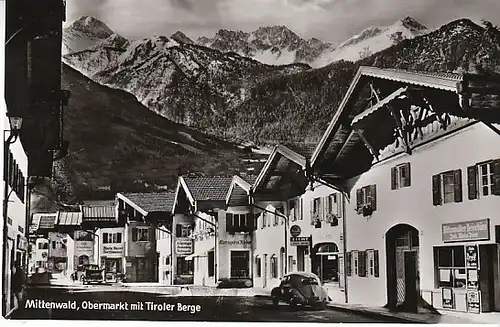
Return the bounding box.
[341,192,349,304]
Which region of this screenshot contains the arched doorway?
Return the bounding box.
[385,224,420,312]
[312,242,339,283]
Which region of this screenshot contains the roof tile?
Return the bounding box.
[121,192,176,214]
[183,177,233,201]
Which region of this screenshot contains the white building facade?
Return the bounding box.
[344,122,500,312]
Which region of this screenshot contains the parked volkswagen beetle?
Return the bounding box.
[271,272,329,309]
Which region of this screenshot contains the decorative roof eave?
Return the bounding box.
[254,144,307,191]
[225,175,252,206]
[310,66,465,167]
[116,193,148,216]
[172,177,196,214]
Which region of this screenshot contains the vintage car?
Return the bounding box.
[80,264,105,285]
[271,272,329,309]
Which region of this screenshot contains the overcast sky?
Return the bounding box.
[65,0,500,43]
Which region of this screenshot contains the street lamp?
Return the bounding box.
[2,116,23,317]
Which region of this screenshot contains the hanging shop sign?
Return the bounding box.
[290,237,310,247]
[442,219,490,243]
[290,225,301,237]
[17,236,28,251]
[467,291,480,314]
[442,287,454,309]
[175,238,193,255]
[465,245,479,268]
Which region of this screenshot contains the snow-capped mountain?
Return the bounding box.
[197,25,336,66]
[63,23,310,135]
[198,17,429,67]
[63,16,116,54]
[311,16,429,66]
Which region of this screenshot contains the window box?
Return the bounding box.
[356,185,377,216]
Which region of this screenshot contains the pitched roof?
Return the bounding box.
[58,211,83,226]
[238,174,258,186]
[37,213,58,230]
[182,177,233,202]
[119,192,175,214]
[281,142,317,160]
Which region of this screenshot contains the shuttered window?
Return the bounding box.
[374,250,379,278]
[468,159,500,199]
[355,185,377,214]
[432,169,463,205]
[391,162,411,190]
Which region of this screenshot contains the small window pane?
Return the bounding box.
[438,248,453,267]
[453,246,465,267]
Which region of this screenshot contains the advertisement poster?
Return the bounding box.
[467,291,481,314]
[442,288,454,309]
[467,269,479,289]
[465,245,479,268]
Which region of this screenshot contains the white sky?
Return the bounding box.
[63,0,500,42]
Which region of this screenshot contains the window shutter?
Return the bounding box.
[432,174,442,205]
[358,251,367,277]
[405,162,411,187]
[346,252,351,276]
[175,224,182,237]
[356,189,363,212]
[374,250,379,277]
[453,169,463,203]
[391,167,397,190]
[369,185,377,211]
[103,233,108,244]
[117,233,122,243]
[300,198,304,220]
[310,200,315,225]
[467,165,478,200]
[492,159,500,196]
[226,213,234,234]
[132,228,137,242]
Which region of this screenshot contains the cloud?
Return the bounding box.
[65,0,500,42]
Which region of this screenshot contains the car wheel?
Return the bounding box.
[272,296,280,306]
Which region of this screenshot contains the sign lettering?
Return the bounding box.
[102,244,124,255]
[290,237,310,247]
[442,219,490,242]
[175,238,193,255]
[219,239,252,246]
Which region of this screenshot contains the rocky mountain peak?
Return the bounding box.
[171,31,194,44]
[66,15,114,39]
[400,16,428,31]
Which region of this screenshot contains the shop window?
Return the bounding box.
[176,257,193,275]
[432,170,462,205]
[255,256,262,277]
[103,232,122,244]
[467,159,500,200]
[355,185,377,216]
[176,224,191,237]
[391,163,411,190]
[434,246,467,289]
[230,251,250,279]
[270,255,278,279]
[208,251,215,277]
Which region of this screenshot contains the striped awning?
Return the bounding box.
[58,211,83,226]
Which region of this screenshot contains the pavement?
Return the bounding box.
[14,273,500,324]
